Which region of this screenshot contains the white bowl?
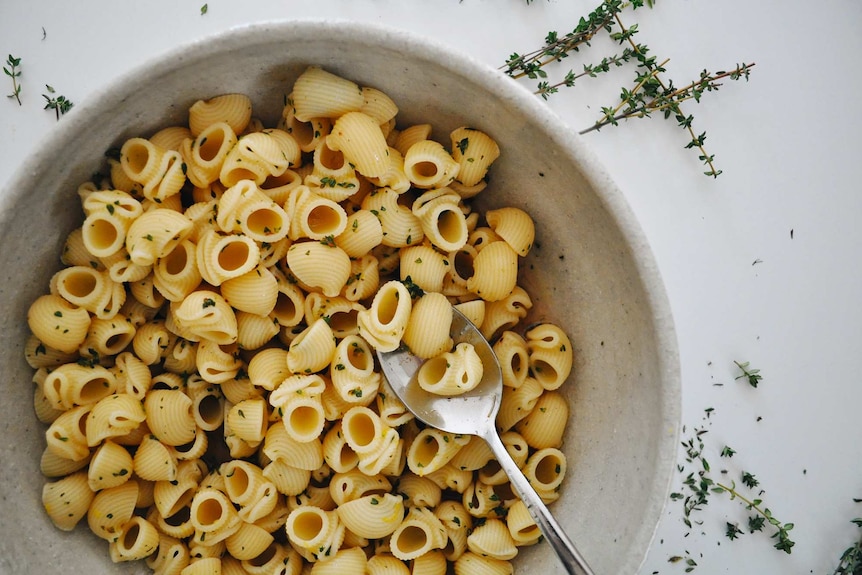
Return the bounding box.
[0,20,679,574]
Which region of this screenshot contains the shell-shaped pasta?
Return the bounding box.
[466,241,518,302]
[393,124,432,157]
[86,393,146,446]
[497,376,544,432]
[442,245,477,298]
[340,406,386,456]
[449,127,501,188]
[303,140,361,200]
[153,240,202,302]
[61,227,101,269]
[376,388,413,428]
[220,130,299,189]
[515,391,569,449]
[366,147,411,194]
[226,521,274,561]
[453,553,513,575]
[417,342,484,396]
[220,267,278,317]
[480,286,532,342]
[110,516,161,561]
[287,318,336,374]
[174,291,238,345]
[360,86,398,125]
[412,188,469,252]
[343,254,380,303]
[263,423,324,471]
[493,331,530,389]
[330,334,380,403]
[43,362,117,410]
[336,493,404,539]
[146,534,190,574]
[284,505,344,559]
[181,557,222,574]
[280,100,332,153]
[447,435,494,473]
[263,458,311,497]
[226,397,269,444]
[309,545,366,574]
[27,294,91,353]
[134,435,178,481]
[322,423,359,474]
[287,185,348,240]
[292,66,364,122]
[153,460,204,519]
[125,208,193,267]
[144,389,196,446]
[506,500,541,546]
[399,244,449,294]
[270,269,306,328]
[103,248,152,285]
[304,294,362,339]
[79,314,136,359]
[403,139,460,190]
[196,229,261,286]
[51,265,120,318]
[150,125,192,151]
[466,518,517,561]
[222,460,268,507]
[326,112,389,178]
[389,507,447,561]
[192,387,224,432]
[366,554,410,575]
[133,319,175,364]
[181,122,238,188]
[40,445,89,477]
[406,427,465,477]
[356,280,412,352]
[81,210,132,258]
[412,549,447,575]
[485,207,534,257]
[42,471,94,531]
[523,447,567,501]
[163,337,198,375]
[45,404,91,461]
[286,240,351,298]
[190,487,241,536]
[246,348,289,392]
[87,441,134,493]
[236,311,279,350]
[526,323,573,391]
[87,480,139,540]
[112,351,152,399]
[196,341,242,386]
[402,292,452,360]
[220,373,262,405]
[189,93,252,136]
[361,187,424,248]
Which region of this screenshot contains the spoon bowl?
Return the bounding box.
[377,307,596,575]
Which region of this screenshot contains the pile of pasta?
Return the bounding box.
[25,66,575,575]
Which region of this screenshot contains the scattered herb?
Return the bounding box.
[833,515,862,574]
[4,54,22,105]
[200,3,208,15]
[734,361,763,388]
[42,85,73,120]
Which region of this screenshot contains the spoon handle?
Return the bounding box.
[481,429,595,575]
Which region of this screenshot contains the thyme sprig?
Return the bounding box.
[42,84,73,120]
[833,515,862,574]
[4,54,22,105]
[670,397,796,567]
[505,0,754,177]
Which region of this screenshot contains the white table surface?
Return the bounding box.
[2,1,860,574]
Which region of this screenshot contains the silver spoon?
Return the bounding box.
[377,306,595,575]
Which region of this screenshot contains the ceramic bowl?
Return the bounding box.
[0,20,679,574]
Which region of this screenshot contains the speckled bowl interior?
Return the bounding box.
[0,20,679,574]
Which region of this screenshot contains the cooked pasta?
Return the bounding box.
[25,67,581,575]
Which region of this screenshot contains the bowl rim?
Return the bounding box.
[0,18,681,574]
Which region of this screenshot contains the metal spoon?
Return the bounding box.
[376,307,595,575]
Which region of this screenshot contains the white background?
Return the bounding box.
[1,1,860,574]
